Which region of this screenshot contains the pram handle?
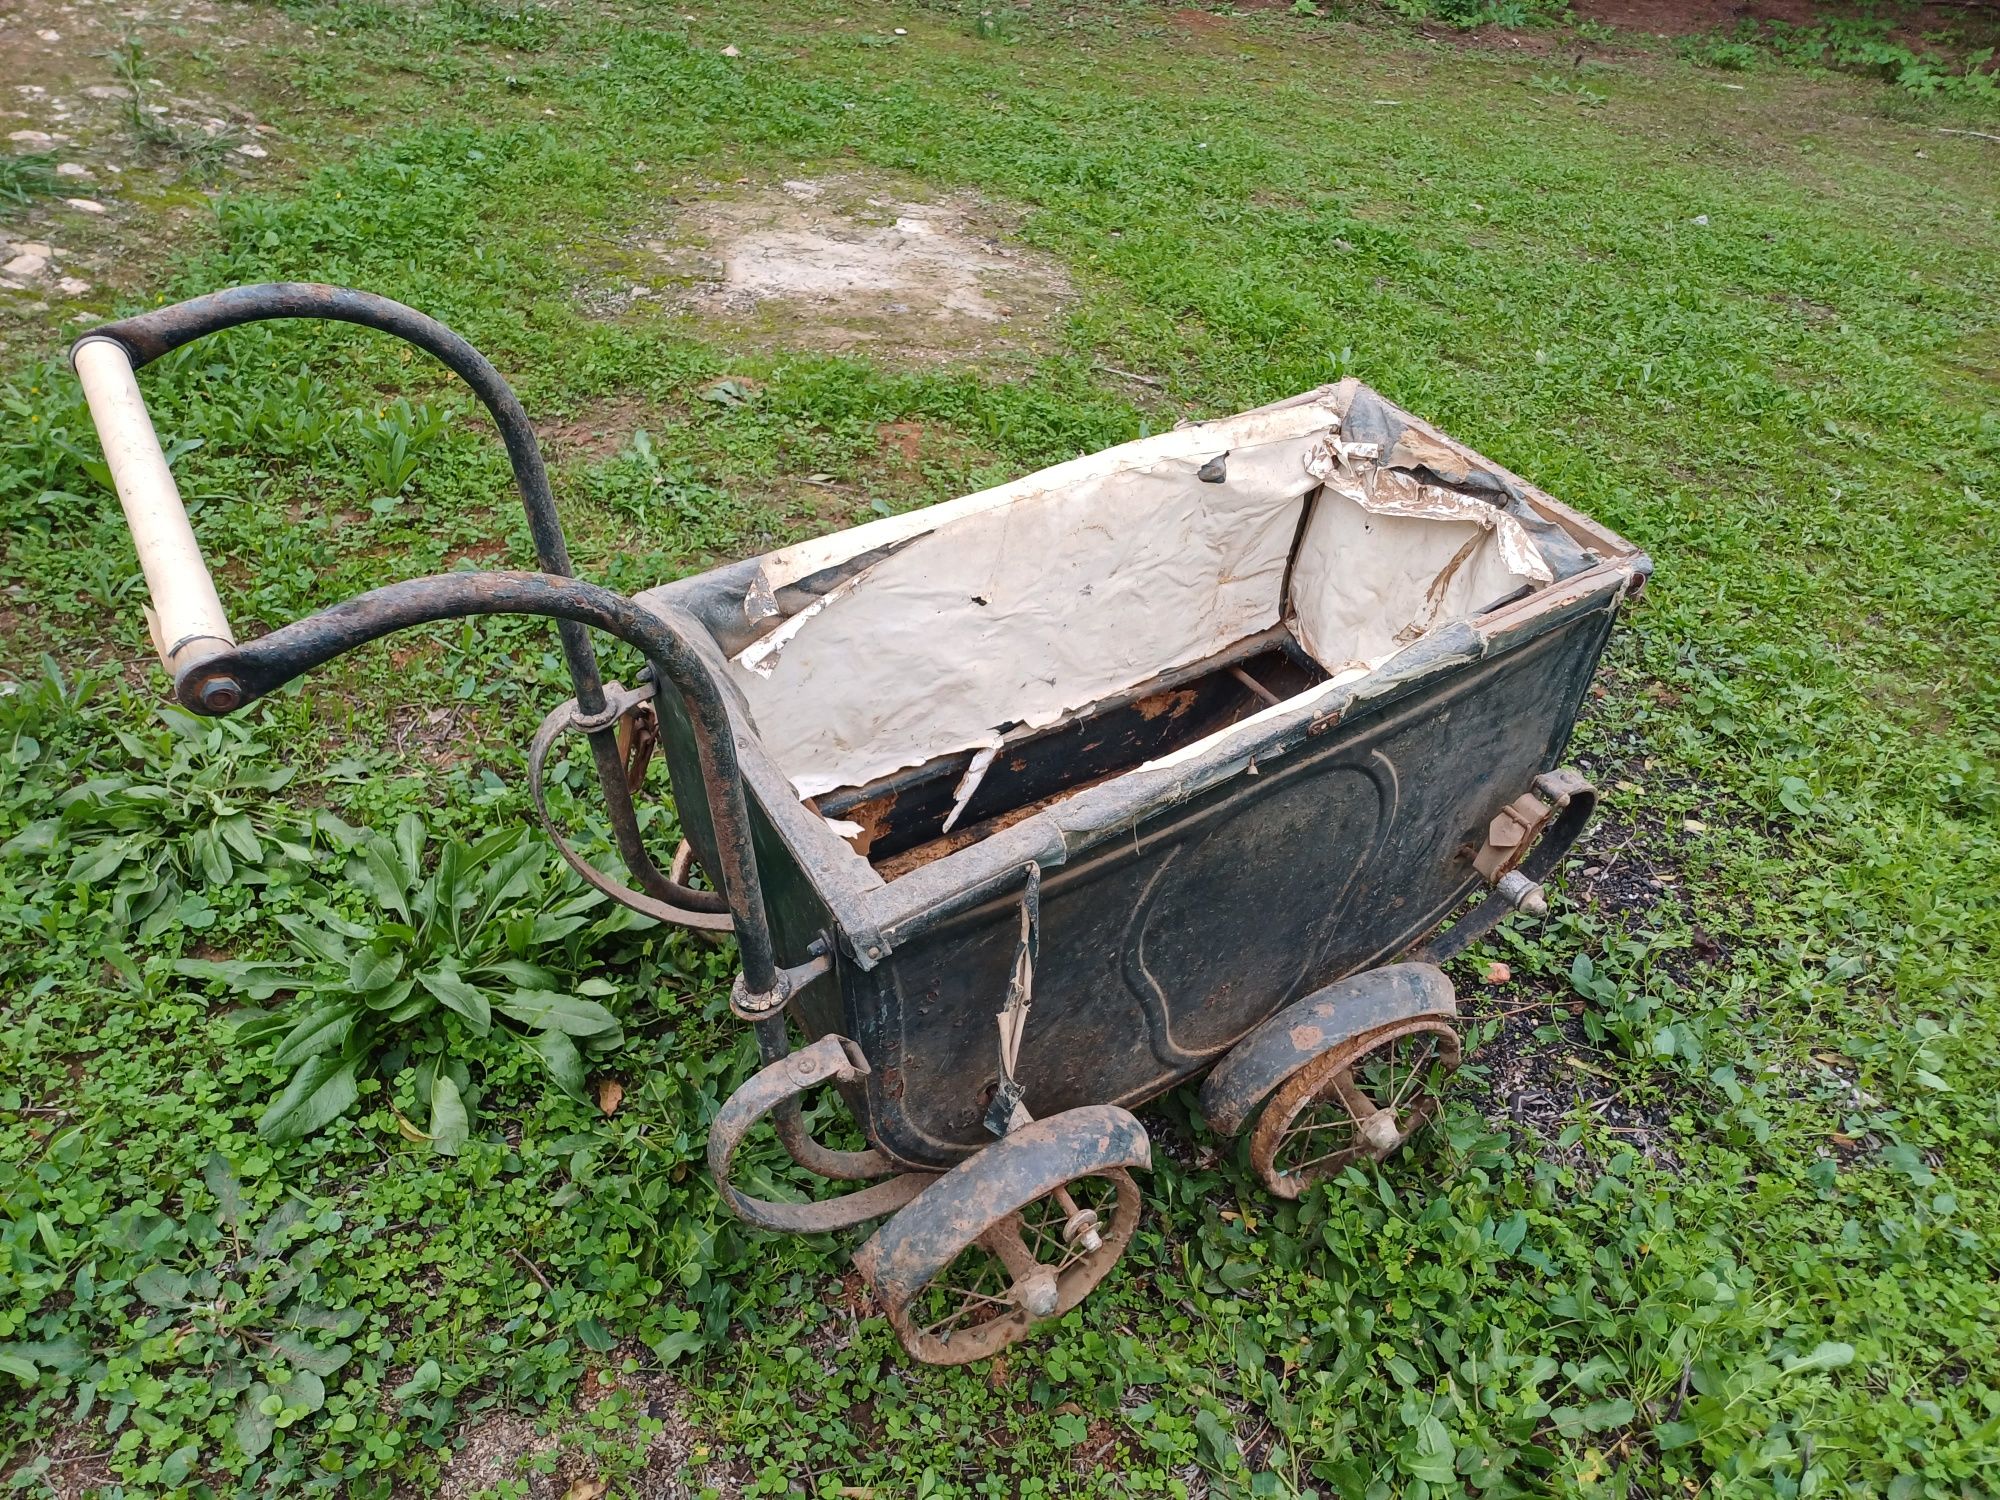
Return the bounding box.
[71,336,236,685]
[69,284,747,956]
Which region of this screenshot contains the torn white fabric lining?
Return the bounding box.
[725,386,1550,802]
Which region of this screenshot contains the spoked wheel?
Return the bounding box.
[1249,1017,1461,1199]
[854,1105,1150,1366]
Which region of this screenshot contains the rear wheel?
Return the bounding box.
[1248,1018,1460,1199]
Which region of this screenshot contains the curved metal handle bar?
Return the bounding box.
[173,567,781,996]
[74,282,678,909]
[80,282,574,575]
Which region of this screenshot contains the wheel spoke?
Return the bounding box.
[1390,1038,1437,1109]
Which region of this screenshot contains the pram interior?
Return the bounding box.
[643,382,1592,880]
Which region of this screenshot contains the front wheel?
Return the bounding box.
[853,1105,1149,1365]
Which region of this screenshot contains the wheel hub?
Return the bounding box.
[1360,1107,1403,1155]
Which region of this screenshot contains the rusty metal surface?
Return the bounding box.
[1418,767,1598,964]
[1198,962,1456,1138]
[1247,1016,1462,1199]
[853,1105,1149,1364]
[706,1034,933,1233]
[527,682,734,932]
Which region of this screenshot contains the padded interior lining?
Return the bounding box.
[708,386,1556,809]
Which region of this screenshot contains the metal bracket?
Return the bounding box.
[707,1035,934,1233]
[528,682,735,933]
[1416,767,1599,964]
[729,950,833,1022]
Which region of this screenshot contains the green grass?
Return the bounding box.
[1,1,1997,1495]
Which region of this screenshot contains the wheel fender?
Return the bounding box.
[854,1105,1150,1315]
[1199,963,1457,1138]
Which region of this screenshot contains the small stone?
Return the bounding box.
[56,276,92,296]
[1482,960,1511,986]
[83,84,134,100]
[1691,214,1710,226]
[893,26,907,33]
[8,130,54,145]
[3,253,49,279]
[55,162,92,178]
[19,242,52,257]
[63,198,106,214]
[38,29,62,41]
[234,142,268,158]
[720,44,740,56]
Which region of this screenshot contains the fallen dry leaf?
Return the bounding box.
[1483,960,1511,985]
[392,1110,430,1144]
[597,1078,624,1116]
[563,1478,608,1500]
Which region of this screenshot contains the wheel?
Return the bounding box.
[1248,1017,1460,1199]
[853,1105,1149,1366]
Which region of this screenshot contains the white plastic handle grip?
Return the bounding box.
[72,336,235,676]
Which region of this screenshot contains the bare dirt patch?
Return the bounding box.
[624,173,1073,365]
[423,1354,749,1500]
[1,0,290,356]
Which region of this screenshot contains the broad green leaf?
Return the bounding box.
[477,842,544,922]
[217,811,264,865]
[499,989,621,1039]
[203,1152,246,1229]
[393,812,426,883]
[0,818,61,858]
[535,1029,588,1102]
[348,839,412,922]
[529,913,589,945]
[173,958,294,995]
[234,1384,278,1456]
[65,838,133,884]
[1402,1415,1457,1483]
[302,900,376,938]
[1581,1397,1635,1431]
[348,944,405,993]
[310,810,366,849]
[272,1004,359,1068]
[282,1368,327,1414]
[476,959,556,988]
[429,1073,469,1156]
[381,984,427,1022]
[270,1334,351,1377]
[360,978,416,1015]
[195,826,235,886]
[160,1444,198,1485]
[133,1266,192,1308]
[0,1353,36,1384]
[391,1359,441,1403]
[418,969,491,1035]
[258,1055,361,1142]
[1782,1341,1856,1376]
[275,912,353,965]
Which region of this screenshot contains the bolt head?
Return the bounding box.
[198,677,243,713]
